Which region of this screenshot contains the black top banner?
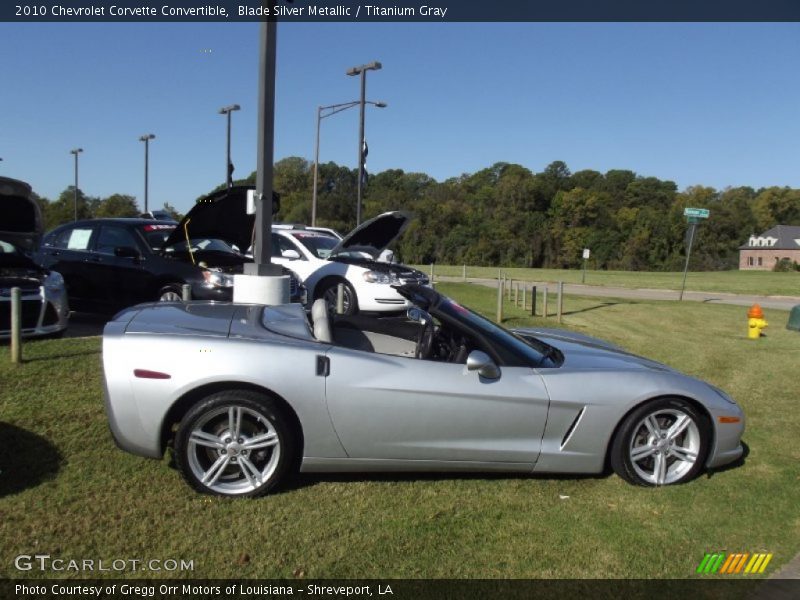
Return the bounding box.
[4,0,800,22]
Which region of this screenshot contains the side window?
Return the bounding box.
[95,225,140,255]
[271,233,303,260]
[64,227,94,251]
[277,235,304,259]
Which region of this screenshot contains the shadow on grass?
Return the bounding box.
[21,348,101,363]
[0,422,63,497]
[562,301,638,316]
[705,440,750,480]
[281,470,610,493]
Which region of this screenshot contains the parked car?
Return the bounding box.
[270,211,427,315]
[35,187,304,313]
[139,210,177,222]
[102,284,745,497]
[1,176,69,339]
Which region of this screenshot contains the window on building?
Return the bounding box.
[748,257,754,266]
[758,257,763,266]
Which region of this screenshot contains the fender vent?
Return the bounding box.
[560,407,586,449]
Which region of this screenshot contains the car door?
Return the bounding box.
[322,347,550,468]
[92,223,154,309]
[38,224,98,308]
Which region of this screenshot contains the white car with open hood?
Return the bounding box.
[270,212,428,314]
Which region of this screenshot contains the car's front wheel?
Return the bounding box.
[610,397,710,486]
[174,391,296,497]
[158,284,183,302]
[320,280,358,315]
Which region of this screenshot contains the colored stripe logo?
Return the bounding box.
[696,552,773,574]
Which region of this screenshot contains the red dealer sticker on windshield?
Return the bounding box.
[143,224,175,231]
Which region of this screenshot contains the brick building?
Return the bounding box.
[739,225,800,270]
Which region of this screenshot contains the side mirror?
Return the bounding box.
[281,249,301,260]
[114,246,141,259]
[466,350,500,380]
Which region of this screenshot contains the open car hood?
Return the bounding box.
[0,177,42,252]
[163,186,253,252]
[163,186,263,253]
[329,211,411,260]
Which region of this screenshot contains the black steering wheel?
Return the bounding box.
[415,320,435,360]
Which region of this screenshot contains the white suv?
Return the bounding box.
[270,211,428,314]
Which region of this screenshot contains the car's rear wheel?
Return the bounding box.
[320,280,358,315]
[174,391,295,497]
[158,284,183,302]
[610,397,710,486]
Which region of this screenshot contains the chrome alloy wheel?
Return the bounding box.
[322,283,355,315]
[628,408,701,485]
[159,290,182,302]
[186,405,281,495]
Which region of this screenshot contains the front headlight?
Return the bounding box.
[44,271,64,292]
[362,270,400,284]
[202,270,234,288]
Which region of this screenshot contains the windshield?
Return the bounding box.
[291,232,339,259]
[435,295,554,367]
[139,224,176,251]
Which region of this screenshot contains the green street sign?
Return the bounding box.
[684,207,710,219]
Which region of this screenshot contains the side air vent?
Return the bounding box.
[560,407,586,449]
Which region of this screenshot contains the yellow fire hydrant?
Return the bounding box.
[747,304,768,339]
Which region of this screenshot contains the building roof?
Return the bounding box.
[740,225,800,250]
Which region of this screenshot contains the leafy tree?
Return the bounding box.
[95,194,139,218]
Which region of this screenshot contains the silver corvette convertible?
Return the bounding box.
[102,284,744,496]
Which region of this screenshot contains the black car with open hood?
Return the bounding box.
[35,186,303,313]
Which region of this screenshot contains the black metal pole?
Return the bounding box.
[73,152,78,221]
[245,19,280,276]
[144,139,149,214]
[312,106,321,226]
[356,70,366,226]
[226,110,232,188]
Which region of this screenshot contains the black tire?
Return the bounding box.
[319,279,358,316]
[610,397,711,487]
[174,391,296,497]
[158,284,183,302]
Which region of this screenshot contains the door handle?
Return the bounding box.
[316,355,330,377]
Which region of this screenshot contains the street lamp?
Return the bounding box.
[312,100,386,226]
[346,61,382,225]
[69,148,83,221]
[139,134,155,213]
[219,104,241,188]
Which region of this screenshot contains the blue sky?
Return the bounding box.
[2,22,799,214]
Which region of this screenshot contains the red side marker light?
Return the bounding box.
[134,369,171,379]
[718,416,741,424]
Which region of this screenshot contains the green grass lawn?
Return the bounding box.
[417,265,800,297]
[1,284,798,580]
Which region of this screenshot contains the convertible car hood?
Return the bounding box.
[163,186,255,253]
[515,327,674,372]
[0,176,42,252]
[330,211,411,260]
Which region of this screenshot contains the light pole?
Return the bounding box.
[219,104,240,188]
[139,134,155,213]
[69,148,83,221]
[312,100,386,226]
[346,61,382,225]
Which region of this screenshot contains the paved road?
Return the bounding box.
[438,276,800,311]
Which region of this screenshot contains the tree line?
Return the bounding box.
[39,158,800,271]
[34,188,181,231]
[257,157,800,271]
